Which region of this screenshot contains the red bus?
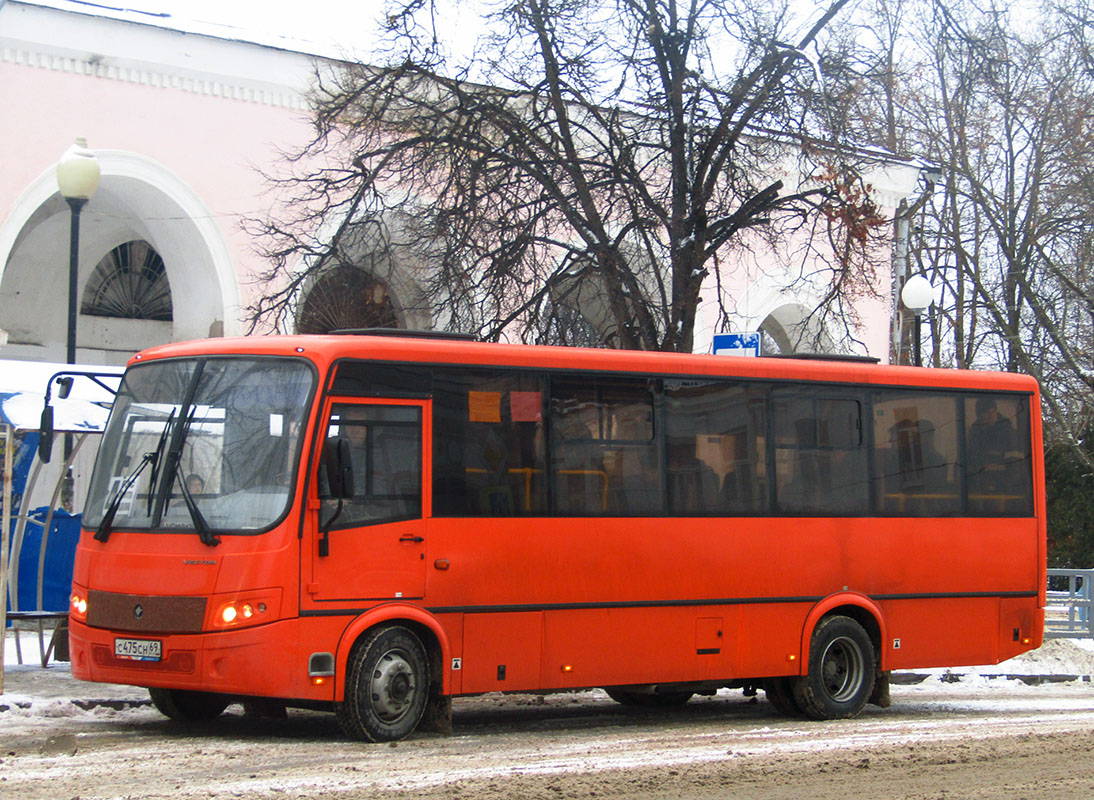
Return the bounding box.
[66,333,1045,741]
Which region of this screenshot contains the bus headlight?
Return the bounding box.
[209,589,281,630]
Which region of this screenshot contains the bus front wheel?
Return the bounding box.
[336,625,430,742]
[148,688,230,722]
[792,615,875,720]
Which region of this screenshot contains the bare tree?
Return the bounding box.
[248,0,889,352]
[855,0,1094,451]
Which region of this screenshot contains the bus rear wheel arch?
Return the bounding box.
[792,614,876,720]
[336,624,431,742]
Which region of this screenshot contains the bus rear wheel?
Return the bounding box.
[336,625,429,742]
[148,688,230,722]
[792,615,875,720]
[762,677,802,717]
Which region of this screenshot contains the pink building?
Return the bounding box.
[0,0,924,366]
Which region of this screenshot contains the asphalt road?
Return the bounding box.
[3,670,1093,799]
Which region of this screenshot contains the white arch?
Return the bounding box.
[695,263,843,355]
[0,149,241,362]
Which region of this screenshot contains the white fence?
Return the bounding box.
[1045,568,1094,639]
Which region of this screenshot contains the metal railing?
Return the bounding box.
[1045,568,1094,639]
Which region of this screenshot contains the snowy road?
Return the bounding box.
[3,639,1094,799]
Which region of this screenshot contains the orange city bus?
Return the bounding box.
[65,332,1045,741]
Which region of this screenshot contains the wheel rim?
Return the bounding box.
[368,648,419,724]
[819,635,866,703]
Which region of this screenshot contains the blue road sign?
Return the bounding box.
[712,332,761,357]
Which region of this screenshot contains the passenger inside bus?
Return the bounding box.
[667,446,720,514]
[967,397,1017,493]
[186,473,205,495]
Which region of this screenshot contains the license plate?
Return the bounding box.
[114,637,162,662]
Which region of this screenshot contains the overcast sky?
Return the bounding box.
[104,0,476,59]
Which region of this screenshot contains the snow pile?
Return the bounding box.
[970,637,1094,676]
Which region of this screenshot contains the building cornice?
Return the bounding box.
[1,2,317,111]
[1,44,310,110]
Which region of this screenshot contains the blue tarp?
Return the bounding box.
[5,506,81,619]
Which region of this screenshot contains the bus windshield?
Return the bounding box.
[84,356,314,535]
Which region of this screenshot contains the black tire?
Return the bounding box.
[148,688,230,722]
[336,626,430,742]
[792,615,875,720]
[605,688,693,707]
[762,677,803,717]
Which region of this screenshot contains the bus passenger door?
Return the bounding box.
[307,399,429,602]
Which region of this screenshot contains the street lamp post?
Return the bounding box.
[901,274,935,367]
[56,139,100,471]
[56,138,101,366]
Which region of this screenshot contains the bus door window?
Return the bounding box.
[773,392,868,515]
[964,394,1033,515]
[873,392,960,516]
[322,404,422,528]
[664,380,767,515]
[550,378,661,515]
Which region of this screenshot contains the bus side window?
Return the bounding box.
[773,392,868,515]
[873,392,961,516]
[550,379,661,516]
[965,394,1033,515]
[432,370,547,517]
[664,381,767,515]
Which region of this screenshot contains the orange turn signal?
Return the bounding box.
[70,592,88,622]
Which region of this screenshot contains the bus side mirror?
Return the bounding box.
[319,437,354,499]
[38,405,54,463]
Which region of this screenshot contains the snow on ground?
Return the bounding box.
[3,630,1093,738]
[3,632,1094,800]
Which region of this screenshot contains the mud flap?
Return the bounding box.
[418,691,453,735]
[869,670,891,708]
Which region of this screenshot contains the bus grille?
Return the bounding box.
[87,590,207,633]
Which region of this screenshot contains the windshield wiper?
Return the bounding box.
[94,410,176,543]
[158,406,219,547]
[175,467,219,547]
[93,453,152,543]
[146,408,176,516]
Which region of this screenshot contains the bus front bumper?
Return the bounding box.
[67,617,336,703]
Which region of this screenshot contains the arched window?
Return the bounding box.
[297,265,399,334]
[536,300,608,348]
[81,240,172,321]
